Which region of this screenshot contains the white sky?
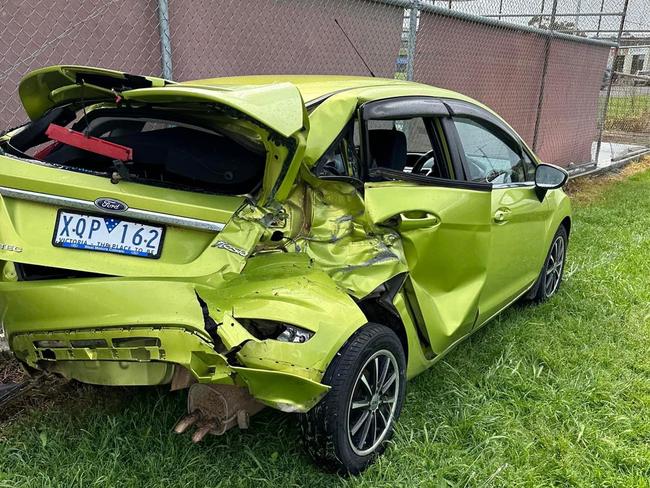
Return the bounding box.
[421,0,650,37]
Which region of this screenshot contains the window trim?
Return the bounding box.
[438,116,469,182]
[360,96,449,121]
[370,167,492,192]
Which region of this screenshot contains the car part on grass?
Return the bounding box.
[0,382,30,408]
[173,384,264,442]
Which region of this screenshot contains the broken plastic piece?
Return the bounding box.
[45,123,133,162]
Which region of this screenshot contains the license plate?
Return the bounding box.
[52,210,165,258]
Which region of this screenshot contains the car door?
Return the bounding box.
[447,104,551,323]
[360,97,493,354]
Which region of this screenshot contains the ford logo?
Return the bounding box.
[94,198,128,212]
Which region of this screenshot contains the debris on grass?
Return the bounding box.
[0,354,30,384]
[565,156,650,204]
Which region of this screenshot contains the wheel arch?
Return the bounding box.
[560,215,571,237]
[357,273,410,362]
[357,299,409,362]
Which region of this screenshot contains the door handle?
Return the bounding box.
[398,212,440,231]
[493,208,511,223]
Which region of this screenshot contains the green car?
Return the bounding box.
[0,66,571,474]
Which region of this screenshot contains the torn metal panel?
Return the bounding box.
[215,312,259,351]
[302,93,358,168]
[277,178,409,299]
[196,253,368,380]
[232,366,330,413]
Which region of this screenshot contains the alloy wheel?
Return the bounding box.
[544,234,565,297]
[346,350,400,456]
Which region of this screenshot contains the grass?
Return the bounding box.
[2,161,650,487]
[604,95,650,133]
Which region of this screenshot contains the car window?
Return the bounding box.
[453,117,535,184]
[313,121,361,179]
[367,118,431,153]
[364,117,454,179]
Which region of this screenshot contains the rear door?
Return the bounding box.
[365,179,492,354]
[360,97,492,354]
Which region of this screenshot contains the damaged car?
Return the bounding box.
[0,66,571,474]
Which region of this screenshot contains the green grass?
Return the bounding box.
[605,95,650,132]
[2,170,650,487]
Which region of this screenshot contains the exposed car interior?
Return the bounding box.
[3,107,267,195]
[313,115,454,184]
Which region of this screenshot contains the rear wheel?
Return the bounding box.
[299,323,406,475]
[528,226,568,302]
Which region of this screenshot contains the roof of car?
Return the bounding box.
[179,75,449,103]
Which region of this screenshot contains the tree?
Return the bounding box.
[528,15,587,37]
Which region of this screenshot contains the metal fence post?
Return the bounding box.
[158,0,173,80]
[532,0,558,153]
[594,0,630,166]
[406,1,419,81]
[596,0,605,37]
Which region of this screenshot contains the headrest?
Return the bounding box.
[368,129,407,171]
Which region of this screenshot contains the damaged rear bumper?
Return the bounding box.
[0,276,330,413]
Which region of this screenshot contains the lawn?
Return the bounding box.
[1,163,650,487]
[605,95,650,133]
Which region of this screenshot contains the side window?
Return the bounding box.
[453,117,535,184]
[365,117,452,179]
[366,118,431,171]
[313,121,361,179]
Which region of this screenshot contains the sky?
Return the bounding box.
[420,0,649,38]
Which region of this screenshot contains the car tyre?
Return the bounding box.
[299,323,406,475]
[527,225,568,302]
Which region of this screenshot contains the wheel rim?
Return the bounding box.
[544,234,565,298]
[346,349,400,457]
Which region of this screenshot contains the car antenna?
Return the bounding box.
[334,18,376,77]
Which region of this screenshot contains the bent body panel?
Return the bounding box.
[1,253,366,412]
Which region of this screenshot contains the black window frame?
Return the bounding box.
[358,96,471,185]
[443,99,537,187]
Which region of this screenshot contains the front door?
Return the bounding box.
[450,115,550,322]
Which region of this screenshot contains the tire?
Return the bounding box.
[527,225,568,302]
[299,323,407,475]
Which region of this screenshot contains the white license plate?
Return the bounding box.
[52,210,165,258]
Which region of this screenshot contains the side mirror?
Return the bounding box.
[535,163,568,200]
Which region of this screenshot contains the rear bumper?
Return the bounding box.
[0,276,329,412]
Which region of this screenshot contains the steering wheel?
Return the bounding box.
[412,150,437,174]
[315,159,345,177]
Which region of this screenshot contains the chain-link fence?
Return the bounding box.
[1,0,649,169]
